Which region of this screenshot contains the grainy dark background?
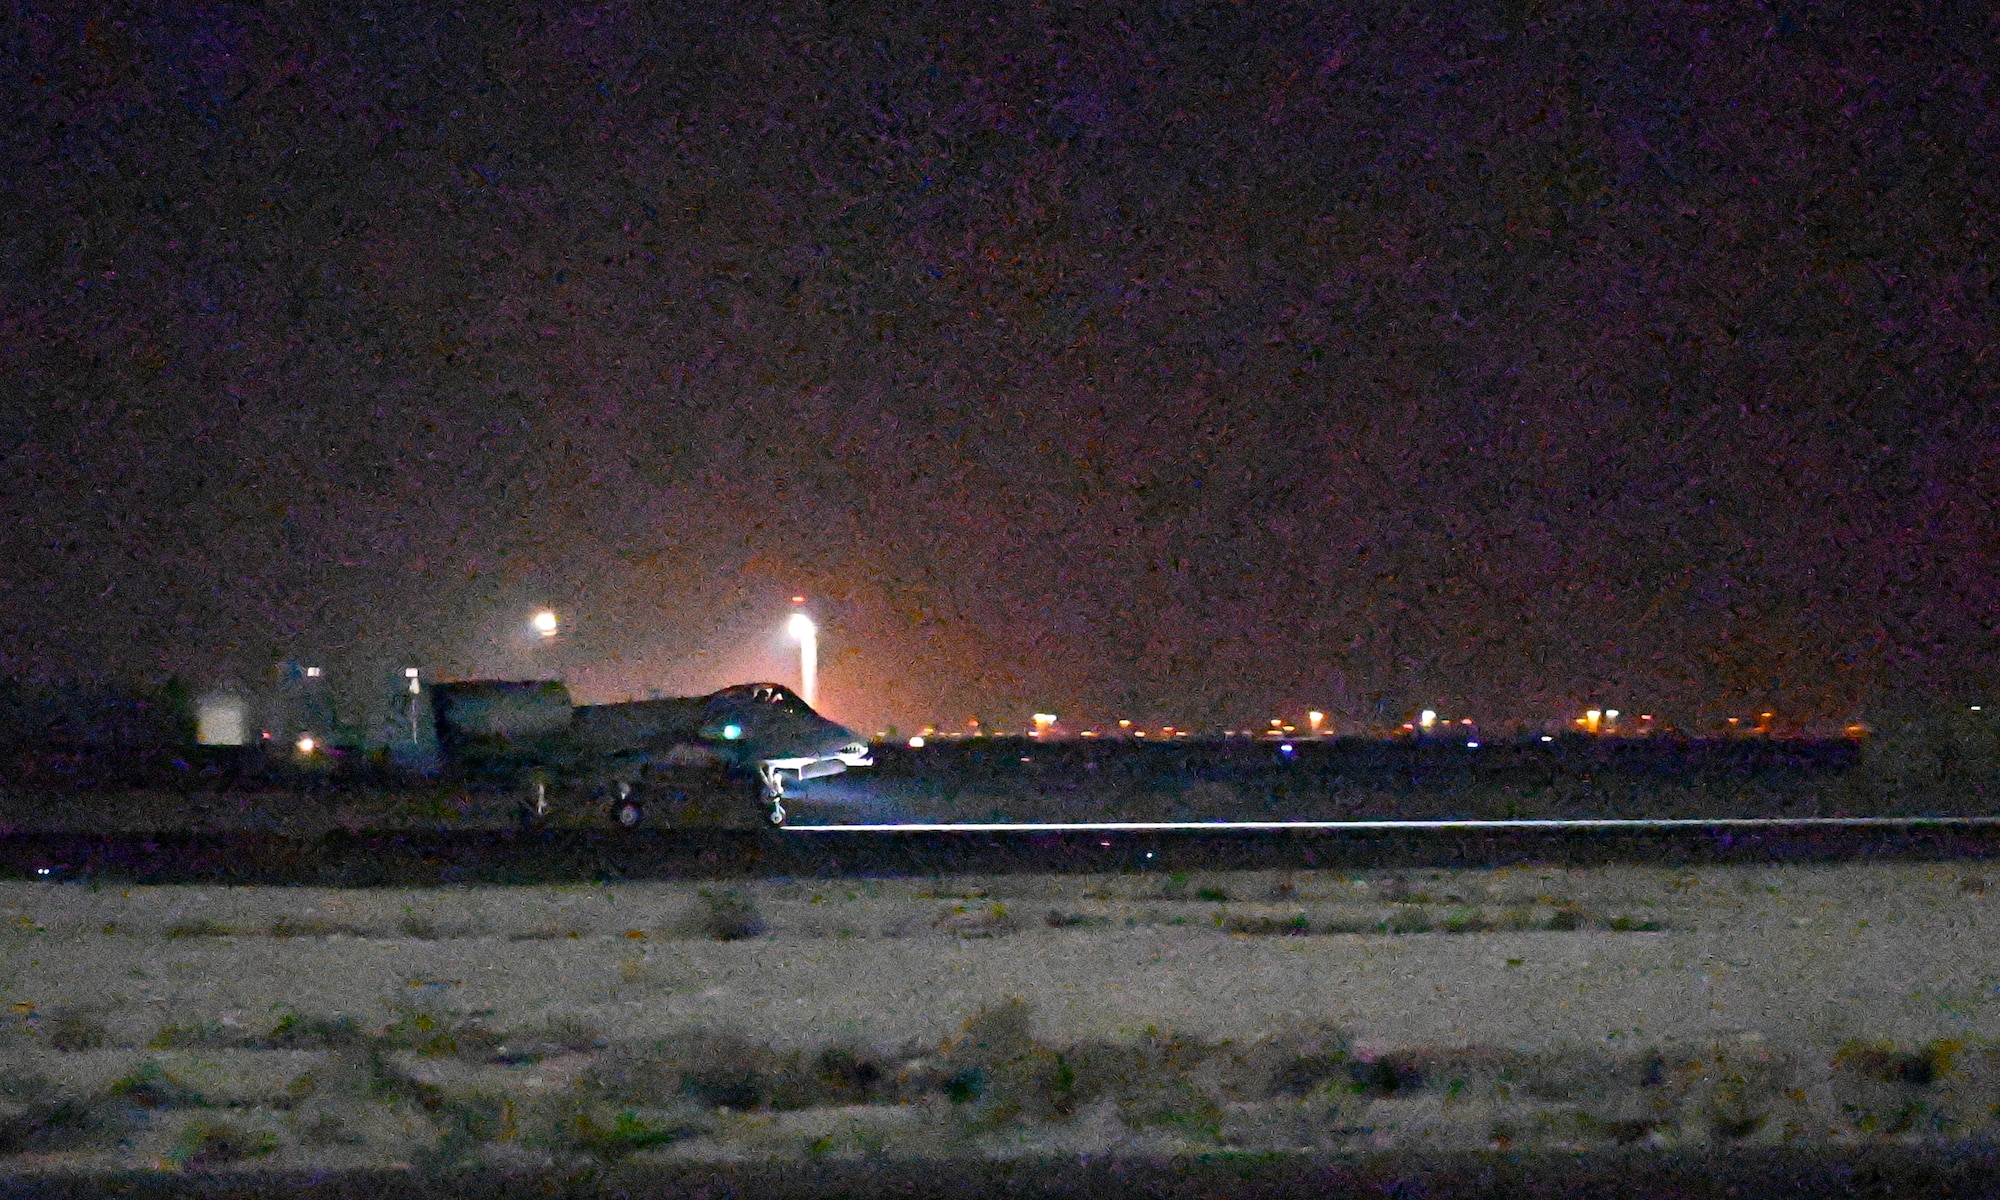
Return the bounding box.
[4,1,1995,732]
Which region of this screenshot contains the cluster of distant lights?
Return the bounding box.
[890,705,1914,751]
[287,601,1990,757]
[905,717,1195,748]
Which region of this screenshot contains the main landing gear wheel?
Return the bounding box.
[609,782,643,829]
[518,778,551,829]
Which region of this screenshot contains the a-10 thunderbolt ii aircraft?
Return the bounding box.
[427,680,872,827]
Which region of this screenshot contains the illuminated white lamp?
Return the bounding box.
[304,666,321,678]
[787,612,817,706]
[532,610,559,638]
[1307,711,1325,735]
[1541,735,1554,742]
[1419,710,1436,730]
[405,667,421,695]
[907,736,926,748]
[295,735,316,754]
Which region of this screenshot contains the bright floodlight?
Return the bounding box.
[1419,709,1436,729]
[908,735,926,748]
[787,613,817,707]
[532,609,558,637]
[196,695,248,746]
[295,735,316,754]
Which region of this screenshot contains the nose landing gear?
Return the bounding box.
[757,763,788,827]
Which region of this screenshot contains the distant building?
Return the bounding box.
[270,660,336,748]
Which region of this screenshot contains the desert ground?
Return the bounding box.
[1,860,1996,1174]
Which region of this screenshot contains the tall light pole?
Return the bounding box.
[788,612,818,708]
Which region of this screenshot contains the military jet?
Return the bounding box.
[429,680,870,827]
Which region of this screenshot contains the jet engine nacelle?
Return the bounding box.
[431,681,575,765]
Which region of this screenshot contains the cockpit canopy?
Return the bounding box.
[709,683,816,718]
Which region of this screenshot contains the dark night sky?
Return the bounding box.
[3,1,1997,733]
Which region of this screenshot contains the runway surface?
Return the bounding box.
[788,815,2000,833]
[3,815,1999,885]
[0,1146,1994,1198]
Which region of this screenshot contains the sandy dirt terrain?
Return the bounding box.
[1,861,1995,1175]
